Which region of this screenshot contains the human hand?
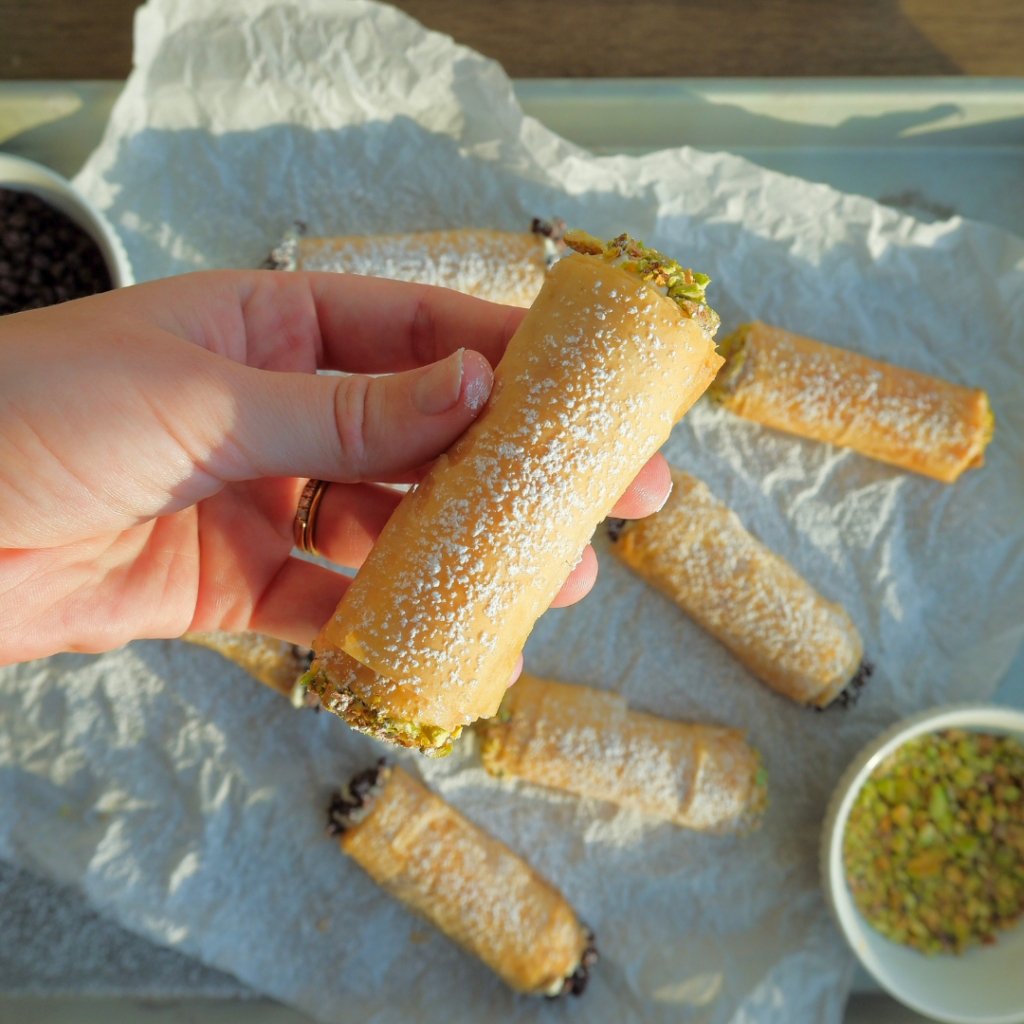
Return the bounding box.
[0,270,672,668]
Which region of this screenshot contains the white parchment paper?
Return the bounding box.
[2,1,1024,1021]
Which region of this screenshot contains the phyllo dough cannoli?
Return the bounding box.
[328,762,597,997]
[182,631,313,706]
[608,468,865,707]
[305,230,723,754]
[477,673,766,832]
[264,219,566,308]
[709,321,993,483]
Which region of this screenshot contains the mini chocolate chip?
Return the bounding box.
[326,759,389,836]
[548,928,598,999]
[814,660,874,713]
[0,187,112,315]
[605,518,627,542]
[292,646,314,673]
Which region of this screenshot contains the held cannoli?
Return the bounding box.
[182,631,313,706]
[709,321,993,483]
[264,219,566,308]
[328,762,597,997]
[477,673,766,833]
[304,230,723,754]
[608,468,866,707]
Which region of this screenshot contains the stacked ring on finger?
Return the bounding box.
[293,478,330,556]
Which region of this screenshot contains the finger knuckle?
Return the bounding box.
[333,374,378,472]
[409,292,439,365]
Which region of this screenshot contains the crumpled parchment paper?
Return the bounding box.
[1,0,1024,1021]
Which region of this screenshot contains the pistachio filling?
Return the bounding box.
[707,324,751,401]
[474,702,513,774]
[302,668,459,757]
[563,229,719,331]
[743,762,769,834]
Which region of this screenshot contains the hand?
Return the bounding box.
[0,270,672,668]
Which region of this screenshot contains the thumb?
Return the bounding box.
[225,347,494,483]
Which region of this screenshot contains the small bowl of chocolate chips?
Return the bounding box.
[0,153,132,316]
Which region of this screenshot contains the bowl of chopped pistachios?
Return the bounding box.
[822,704,1024,1024]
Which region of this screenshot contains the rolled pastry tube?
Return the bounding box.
[328,763,597,997]
[306,230,723,754]
[608,468,865,707]
[264,220,566,308]
[182,631,313,707]
[709,321,993,483]
[477,673,766,833]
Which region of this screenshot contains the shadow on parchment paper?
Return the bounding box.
[0,857,247,995]
[97,118,655,282]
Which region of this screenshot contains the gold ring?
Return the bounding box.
[294,478,329,556]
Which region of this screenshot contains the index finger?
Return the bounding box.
[308,272,527,374]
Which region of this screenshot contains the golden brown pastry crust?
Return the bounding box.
[709,322,992,483]
[609,468,864,707]
[335,765,592,995]
[269,229,552,307]
[182,631,311,703]
[477,673,765,832]
[309,247,722,750]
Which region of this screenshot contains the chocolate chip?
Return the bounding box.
[548,927,598,998]
[605,517,627,542]
[0,187,112,316]
[815,660,874,713]
[292,645,314,674]
[326,759,389,836]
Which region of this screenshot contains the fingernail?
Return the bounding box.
[461,350,493,413]
[507,655,524,688]
[414,349,464,415]
[654,478,674,512]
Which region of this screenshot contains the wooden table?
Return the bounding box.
[2,0,1023,79]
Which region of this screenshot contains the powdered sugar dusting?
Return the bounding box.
[328,254,720,724]
[293,230,548,308]
[479,675,764,833]
[610,469,863,706]
[341,766,587,994]
[715,323,991,482]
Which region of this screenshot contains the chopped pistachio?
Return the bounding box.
[843,729,1024,955]
[301,668,459,757]
[562,228,719,329]
[707,324,752,401]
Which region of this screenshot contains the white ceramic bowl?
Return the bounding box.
[822,704,1024,1024]
[0,152,133,288]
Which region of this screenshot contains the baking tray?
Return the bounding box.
[2,77,1023,1024]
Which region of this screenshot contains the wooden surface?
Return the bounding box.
[1,0,1023,79]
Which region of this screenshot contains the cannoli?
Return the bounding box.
[328,762,596,996]
[264,219,566,308]
[608,468,865,707]
[182,631,313,707]
[709,322,993,483]
[477,673,766,832]
[305,230,723,754]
